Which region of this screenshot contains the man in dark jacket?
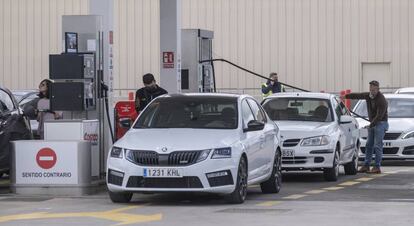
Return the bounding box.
[344,80,388,174]
[261,72,285,98]
[135,73,168,113]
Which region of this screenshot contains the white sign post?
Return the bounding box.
[12,141,91,185]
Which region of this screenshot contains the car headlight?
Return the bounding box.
[211,147,232,159]
[110,146,123,158]
[402,131,414,139]
[301,136,330,146]
[196,149,212,162]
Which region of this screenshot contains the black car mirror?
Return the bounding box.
[244,120,265,132]
[119,118,132,128]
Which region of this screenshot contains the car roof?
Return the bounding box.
[356,93,414,102]
[395,87,414,93]
[164,92,251,99]
[383,93,414,99]
[264,92,334,100]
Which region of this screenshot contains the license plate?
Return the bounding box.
[282,150,295,157]
[143,168,183,178]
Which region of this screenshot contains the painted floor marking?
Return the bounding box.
[356,177,373,182]
[0,206,162,225]
[256,201,282,207]
[283,194,308,200]
[323,186,344,191]
[304,189,326,195]
[339,181,361,186]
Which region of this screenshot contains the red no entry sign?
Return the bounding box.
[36,148,57,169]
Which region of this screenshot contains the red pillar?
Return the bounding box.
[345,89,351,109]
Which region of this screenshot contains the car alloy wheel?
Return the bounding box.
[228,157,248,204]
[334,150,340,177]
[323,147,340,181]
[260,150,282,193]
[238,158,248,200]
[344,146,359,175]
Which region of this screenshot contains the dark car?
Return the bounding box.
[12,90,40,138]
[0,87,32,177]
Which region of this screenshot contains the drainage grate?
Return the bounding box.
[217,208,291,214]
[0,197,53,202]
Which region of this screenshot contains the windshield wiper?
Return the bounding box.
[349,110,370,122]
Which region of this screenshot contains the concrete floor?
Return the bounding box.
[1,162,414,226]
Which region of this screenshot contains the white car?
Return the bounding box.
[262,92,360,181]
[107,93,282,204]
[395,87,414,94]
[353,94,414,160]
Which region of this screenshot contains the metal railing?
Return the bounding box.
[112,86,403,104]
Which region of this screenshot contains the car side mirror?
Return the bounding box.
[340,115,353,124]
[244,120,265,132]
[119,118,132,128]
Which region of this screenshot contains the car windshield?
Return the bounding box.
[354,98,414,118]
[12,91,38,105]
[0,89,15,114]
[262,98,333,122]
[133,96,238,129]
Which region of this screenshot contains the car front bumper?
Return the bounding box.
[106,156,239,194]
[359,138,414,160]
[281,144,336,170]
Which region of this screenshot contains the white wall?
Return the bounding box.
[2,0,414,95]
[0,0,89,90]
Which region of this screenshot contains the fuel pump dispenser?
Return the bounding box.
[181,29,215,93]
[46,15,109,180]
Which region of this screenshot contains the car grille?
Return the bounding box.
[360,147,399,155]
[384,133,402,140]
[282,156,307,164]
[126,176,203,188]
[127,150,202,166]
[283,139,301,147]
[362,132,402,140]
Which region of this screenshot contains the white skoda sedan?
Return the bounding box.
[262,92,360,181]
[107,93,282,204]
[353,94,414,160]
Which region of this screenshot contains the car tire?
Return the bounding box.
[108,191,133,203]
[260,150,282,194]
[227,157,248,204]
[344,145,358,175]
[323,147,340,182]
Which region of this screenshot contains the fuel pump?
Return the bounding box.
[181,29,215,93]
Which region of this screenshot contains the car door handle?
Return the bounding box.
[260,135,266,142]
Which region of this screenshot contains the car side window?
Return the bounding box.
[241,99,255,127]
[247,99,266,123]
